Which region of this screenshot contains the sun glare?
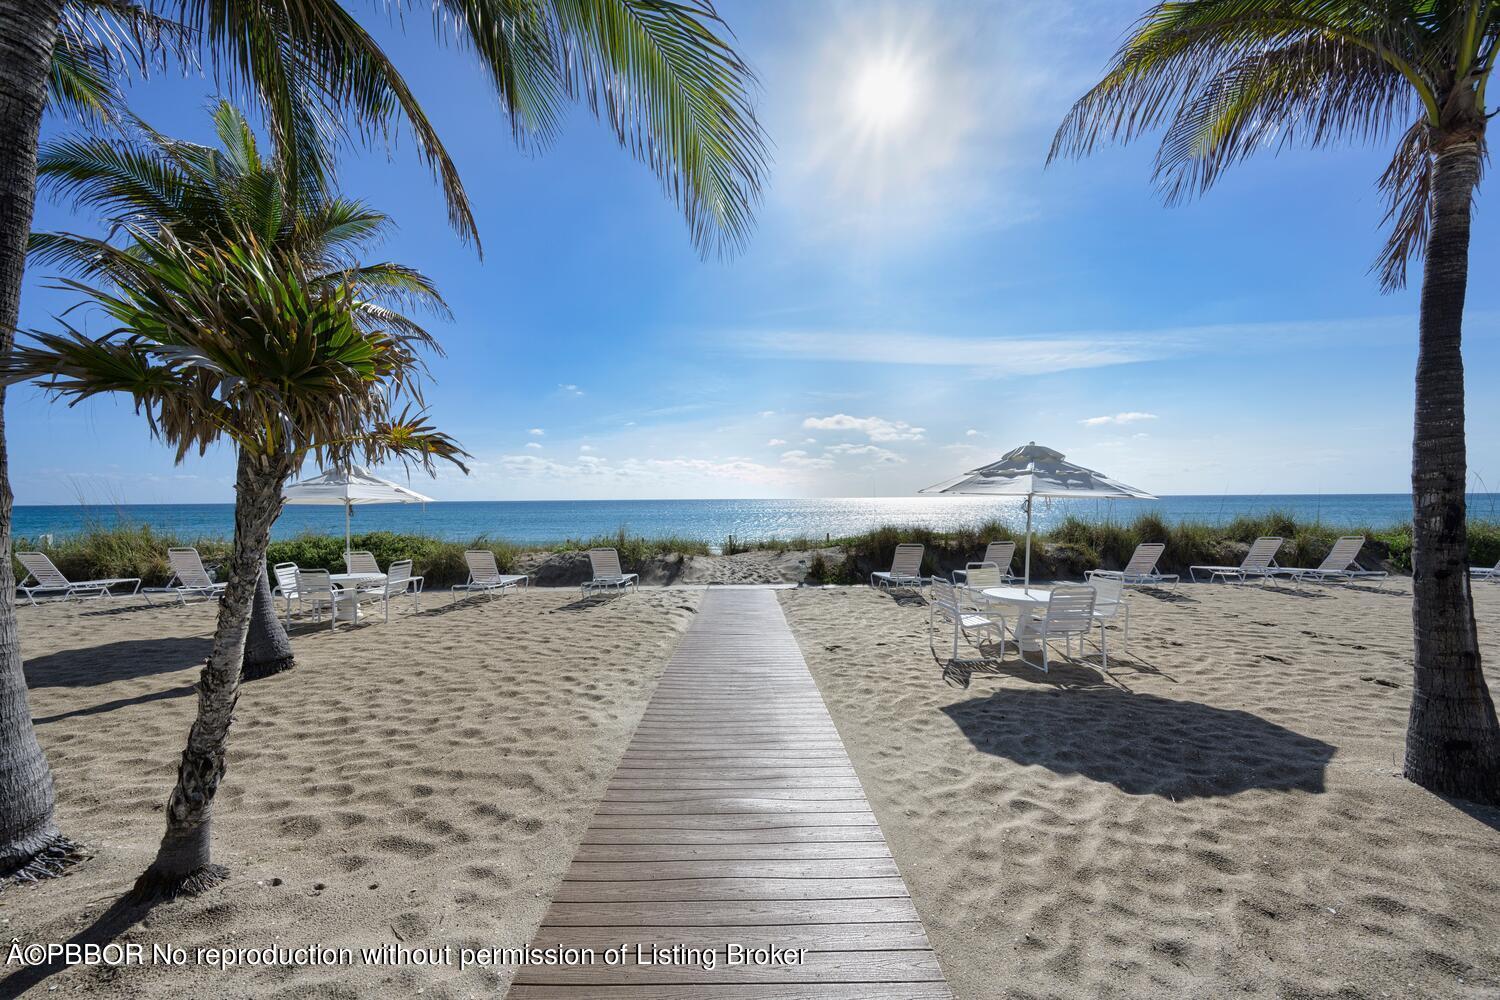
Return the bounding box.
[850,55,917,133]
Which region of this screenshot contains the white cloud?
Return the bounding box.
[803,413,925,442]
[758,410,777,418]
[965,428,980,437]
[781,449,834,469]
[524,442,542,450]
[745,330,1164,377]
[579,444,595,452]
[557,384,584,396]
[528,428,545,436]
[1080,412,1158,427]
[767,438,788,447]
[826,443,905,465]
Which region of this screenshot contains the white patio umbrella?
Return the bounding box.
[282,466,433,557]
[919,442,1156,586]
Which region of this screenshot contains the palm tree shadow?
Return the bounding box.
[24,637,210,689]
[0,894,158,996]
[940,687,1335,798]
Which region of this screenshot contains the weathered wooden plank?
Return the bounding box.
[505,589,948,999]
[512,949,948,985]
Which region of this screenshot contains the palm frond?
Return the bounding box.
[1374,117,1432,291]
[48,28,125,126]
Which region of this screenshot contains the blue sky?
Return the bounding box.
[13,0,1499,504]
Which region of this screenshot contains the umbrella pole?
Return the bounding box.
[344,501,352,560]
[1023,496,1033,587]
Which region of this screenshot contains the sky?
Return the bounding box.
[13,0,1500,505]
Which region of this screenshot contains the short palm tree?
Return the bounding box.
[11,109,468,898]
[32,100,444,680]
[0,0,766,880]
[1050,1,1499,804]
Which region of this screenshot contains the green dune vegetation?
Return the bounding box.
[18,514,1500,591]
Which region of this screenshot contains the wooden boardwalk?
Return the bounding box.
[509,588,951,999]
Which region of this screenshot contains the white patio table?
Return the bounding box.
[330,572,385,622]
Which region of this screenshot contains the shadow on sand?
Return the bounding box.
[940,685,1335,798]
[24,636,211,689]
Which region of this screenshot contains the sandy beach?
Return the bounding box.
[2,577,1498,999]
[780,579,1500,999]
[1,588,699,998]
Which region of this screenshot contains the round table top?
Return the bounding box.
[331,572,385,584]
[980,586,1052,605]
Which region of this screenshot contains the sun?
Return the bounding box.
[849,54,918,134]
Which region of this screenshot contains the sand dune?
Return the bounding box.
[3,588,698,998]
[780,580,1500,1000]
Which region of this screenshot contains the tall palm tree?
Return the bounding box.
[31,101,447,679]
[1050,1,1499,804]
[11,108,468,897]
[0,0,767,880]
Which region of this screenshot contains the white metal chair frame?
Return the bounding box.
[271,561,302,623]
[1189,537,1285,585]
[929,578,1006,661]
[143,547,229,604]
[1087,542,1180,590]
[582,548,640,595]
[344,550,382,575]
[1014,584,1099,673]
[1088,576,1130,659]
[870,543,925,591]
[14,551,141,606]
[295,568,374,630]
[1285,536,1389,588]
[952,542,1018,584]
[1473,558,1500,582]
[371,560,422,621]
[452,550,530,602]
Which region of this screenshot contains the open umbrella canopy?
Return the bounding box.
[920,443,1156,584]
[282,466,433,555]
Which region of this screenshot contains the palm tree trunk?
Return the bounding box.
[242,565,294,681]
[132,448,290,900]
[0,0,72,881]
[1404,133,1500,805]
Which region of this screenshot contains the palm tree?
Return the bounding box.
[11,108,468,898]
[31,101,447,679]
[0,0,766,880]
[1050,1,1499,804]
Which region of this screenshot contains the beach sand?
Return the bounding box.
[779,580,1500,999]
[2,587,699,998]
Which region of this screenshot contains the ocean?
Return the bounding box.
[12,494,1500,546]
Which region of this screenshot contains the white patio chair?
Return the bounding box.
[1473,557,1500,581]
[1087,542,1179,589]
[344,550,381,575]
[929,578,1005,661]
[1088,575,1130,659]
[1190,536,1285,585]
[953,541,1017,584]
[296,568,367,629]
[1013,584,1098,673]
[452,550,529,602]
[145,547,228,604]
[582,548,640,595]
[15,551,140,605]
[371,559,423,621]
[870,543,925,591]
[271,562,302,623]
[1287,536,1389,587]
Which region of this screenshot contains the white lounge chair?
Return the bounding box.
[1088,575,1130,659]
[1287,536,1388,587]
[1470,557,1499,581]
[344,550,381,575]
[452,550,529,602]
[929,578,1006,661]
[144,547,228,604]
[870,543,925,590]
[1087,542,1179,589]
[270,562,302,623]
[953,541,1017,584]
[1013,584,1099,673]
[582,548,639,595]
[15,551,140,605]
[1190,536,1284,585]
[369,559,422,621]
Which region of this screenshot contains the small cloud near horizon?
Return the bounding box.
[804,413,925,442]
[1081,412,1158,427]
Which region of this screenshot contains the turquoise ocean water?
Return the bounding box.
[12,495,1500,546]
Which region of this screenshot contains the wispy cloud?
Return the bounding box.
[557,384,584,397]
[528,427,545,436]
[780,449,834,469]
[804,413,925,442]
[524,442,542,450]
[767,438,788,446]
[827,443,905,465]
[1081,412,1158,427]
[741,330,1167,376]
